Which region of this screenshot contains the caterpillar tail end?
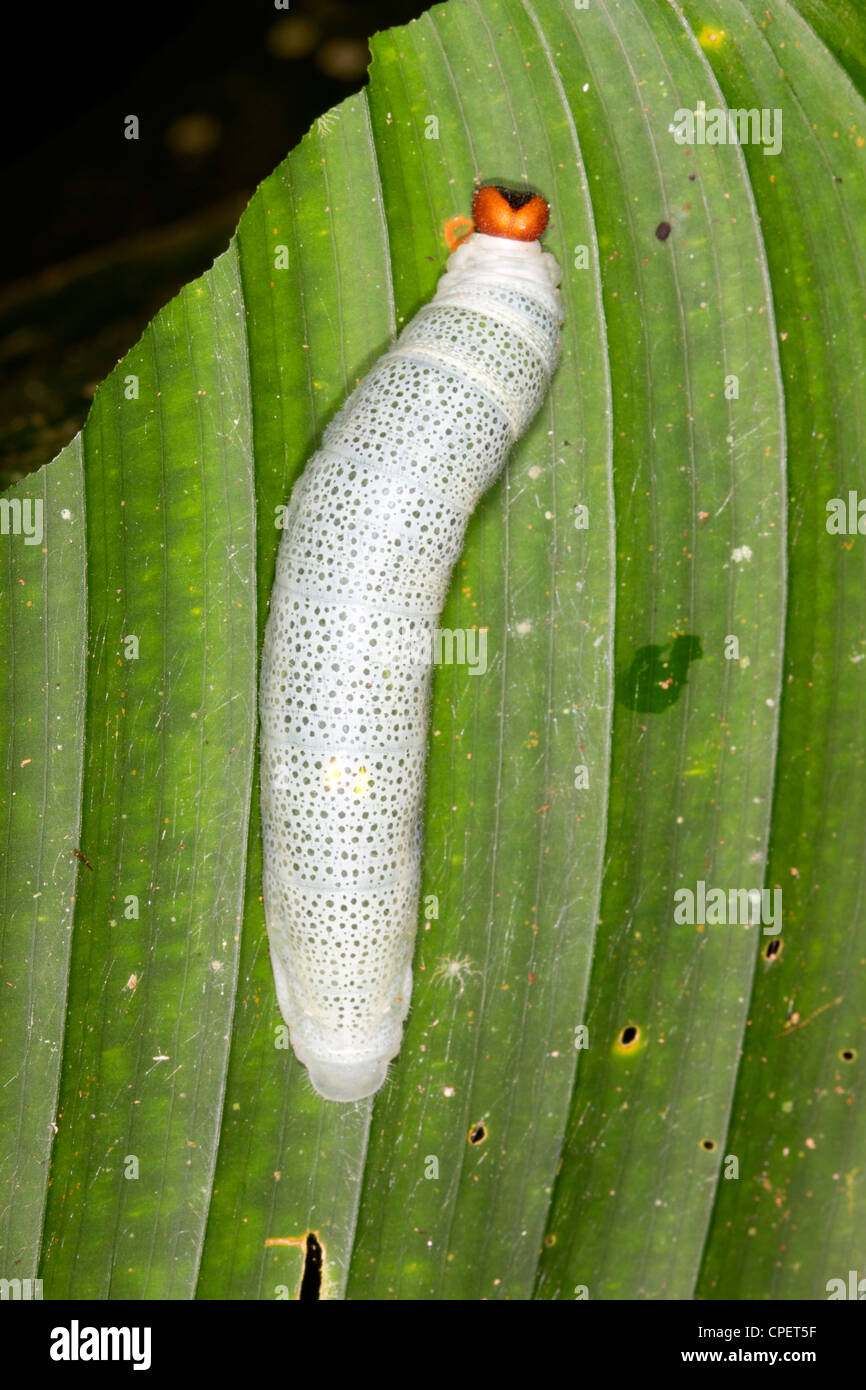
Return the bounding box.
[304,1055,390,1103]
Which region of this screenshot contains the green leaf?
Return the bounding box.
[0,0,863,1301]
[532,0,786,1300]
[0,439,86,1273]
[676,0,866,1301]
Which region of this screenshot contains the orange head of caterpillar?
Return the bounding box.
[471,184,550,242]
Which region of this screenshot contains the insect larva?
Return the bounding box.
[259,184,564,1101]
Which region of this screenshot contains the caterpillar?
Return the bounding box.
[259,184,564,1101]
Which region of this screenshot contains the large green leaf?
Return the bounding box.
[0,0,863,1300]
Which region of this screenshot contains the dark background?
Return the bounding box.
[1,0,430,485]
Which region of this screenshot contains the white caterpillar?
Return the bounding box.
[259,185,563,1101]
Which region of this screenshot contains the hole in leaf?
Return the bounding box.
[299,1232,323,1302]
[468,1123,487,1146]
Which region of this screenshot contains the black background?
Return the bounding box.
[0,0,431,481]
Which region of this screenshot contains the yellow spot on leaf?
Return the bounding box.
[698,25,727,49]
